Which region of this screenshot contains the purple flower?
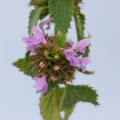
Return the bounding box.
[32,27,47,44]
[23,37,39,51]
[63,49,79,66]
[34,76,48,94]
[23,28,47,51]
[74,39,90,53]
[79,57,91,72]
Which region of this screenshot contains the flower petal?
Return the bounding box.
[23,28,47,51]
[79,57,91,64]
[23,37,38,51]
[34,76,48,94]
[79,57,91,72]
[63,49,79,66]
[32,27,47,44]
[75,39,90,53]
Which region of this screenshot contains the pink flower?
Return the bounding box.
[23,28,47,51]
[23,37,39,51]
[79,57,91,72]
[63,49,79,66]
[74,39,90,53]
[39,62,46,68]
[34,76,48,94]
[63,39,91,67]
[32,27,47,44]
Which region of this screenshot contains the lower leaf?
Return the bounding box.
[60,84,99,110]
[12,52,35,77]
[39,84,99,120]
[40,85,74,120]
[40,85,61,120]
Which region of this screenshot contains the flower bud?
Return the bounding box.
[54,65,60,71]
[39,62,46,68]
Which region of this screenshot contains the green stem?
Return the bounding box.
[74,12,84,41]
[54,84,61,120]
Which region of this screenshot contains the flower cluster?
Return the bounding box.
[23,28,91,94]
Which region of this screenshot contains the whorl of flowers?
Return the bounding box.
[23,27,91,94]
[13,1,99,119]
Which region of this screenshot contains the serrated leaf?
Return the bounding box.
[59,88,75,120]
[28,6,48,37]
[60,85,99,109]
[74,12,85,40]
[74,12,91,56]
[40,85,61,120]
[49,0,74,32]
[40,84,99,120]
[40,85,75,120]
[57,34,66,48]
[13,52,35,77]
[28,8,41,37]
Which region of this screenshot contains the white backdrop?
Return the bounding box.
[0,0,120,120]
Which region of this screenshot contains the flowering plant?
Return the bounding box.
[13,0,99,120]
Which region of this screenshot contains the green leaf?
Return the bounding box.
[30,0,48,6]
[40,85,61,120]
[74,12,90,55]
[47,81,56,93]
[28,6,48,37]
[28,8,41,37]
[40,84,98,120]
[57,34,66,48]
[74,12,85,40]
[49,0,74,33]
[61,106,74,120]
[13,52,35,77]
[40,85,75,120]
[60,85,99,109]
[59,88,75,120]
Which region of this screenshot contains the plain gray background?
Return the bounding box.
[0,0,120,120]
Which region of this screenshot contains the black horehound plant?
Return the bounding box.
[13,0,99,120]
